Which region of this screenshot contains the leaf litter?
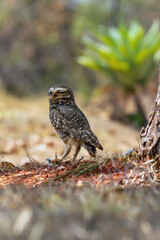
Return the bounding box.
[0,149,159,189]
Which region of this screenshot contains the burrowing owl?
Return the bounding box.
[48,86,103,160]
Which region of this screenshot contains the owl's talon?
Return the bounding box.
[79,157,84,161]
[75,156,83,165]
[54,159,61,164]
[53,152,61,164]
[45,158,60,165]
[55,151,58,160]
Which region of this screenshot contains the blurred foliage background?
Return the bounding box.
[78,21,160,123]
[0,0,160,124]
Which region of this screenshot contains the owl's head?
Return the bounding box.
[48,86,75,104]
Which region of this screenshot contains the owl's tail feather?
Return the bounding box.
[84,144,96,157]
[97,143,103,151]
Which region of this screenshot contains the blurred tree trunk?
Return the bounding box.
[139,65,160,160]
[108,0,122,26]
[110,90,127,122]
[134,89,147,125]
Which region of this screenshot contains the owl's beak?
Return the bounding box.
[48,88,54,98]
[48,91,52,97]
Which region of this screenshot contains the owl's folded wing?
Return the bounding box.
[56,106,103,150]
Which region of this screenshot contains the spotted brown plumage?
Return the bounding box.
[48,86,103,160]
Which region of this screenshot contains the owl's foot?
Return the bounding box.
[53,152,63,164]
[74,156,83,165]
[46,152,62,165]
[54,152,71,163]
[46,158,61,165]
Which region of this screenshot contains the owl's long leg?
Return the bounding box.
[72,142,81,161]
[59,143,71,160]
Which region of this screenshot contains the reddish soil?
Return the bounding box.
[0,152,152,189]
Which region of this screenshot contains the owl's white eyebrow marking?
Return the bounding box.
[55,87,67,92]
[49,87,67,93]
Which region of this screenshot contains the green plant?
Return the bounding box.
[78,21,160,122]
